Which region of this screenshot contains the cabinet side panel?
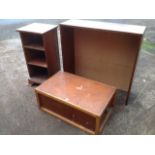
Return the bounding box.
[39,94,96,131]
[43,29,60,76]
[60,26,75,73]
[125,35,143,104]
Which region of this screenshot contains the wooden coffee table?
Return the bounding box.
[35,71,116,134]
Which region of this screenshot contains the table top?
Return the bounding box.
[17,23,57,34]
[36,71,116,117]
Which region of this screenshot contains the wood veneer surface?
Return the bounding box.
[61,20,145,35]
[36,71,116,116]
[74,28,142,91]
[17,23,57,34]
[60,20,145,93]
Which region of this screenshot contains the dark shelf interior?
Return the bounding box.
[28,65,48,84]
[25,49,47,68]
[18,27,60,85]
[21,32,44,49]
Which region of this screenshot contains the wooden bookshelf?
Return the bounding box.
[17,23,60,85]
[60,20,145,104]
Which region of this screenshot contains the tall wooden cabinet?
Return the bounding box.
[17,23,60,85]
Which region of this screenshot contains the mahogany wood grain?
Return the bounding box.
[60,20,145,104]
[43,28,60,76]
[17,23,60,85]
[61,20,145,35]
[17,23,57,34]
[60,26,75,73]
[36,71,116,117]
[35,71,116,134]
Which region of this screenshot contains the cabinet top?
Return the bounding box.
[60,20,146,35]
[17,23,57,34]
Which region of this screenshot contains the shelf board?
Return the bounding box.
[29,75,48,84]
[28,58,47,68]
[24,44,45,51]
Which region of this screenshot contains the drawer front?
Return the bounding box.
[38,94,96,131]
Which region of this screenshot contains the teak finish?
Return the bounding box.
[17,23,60,85]
[35,71,116,134]
[60,20,145,104]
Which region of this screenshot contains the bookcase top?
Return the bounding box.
[61,20,146,35]
[17,23,57,34]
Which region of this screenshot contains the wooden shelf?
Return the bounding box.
[29,74,48,84]
[60,20,145,104]
[28,58,47,68]
[17,23,60,85]
[24,44,45,51]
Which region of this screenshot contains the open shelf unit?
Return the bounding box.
[17,23,60,85]
[60,20,145,104]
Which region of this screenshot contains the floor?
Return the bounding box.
[0,19,155,135]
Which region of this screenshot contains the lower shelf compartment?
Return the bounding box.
[28,65,48,84]
[28,57,47,68]
[29,75,48,84]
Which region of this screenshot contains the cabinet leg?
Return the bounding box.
[95,117,100,135]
